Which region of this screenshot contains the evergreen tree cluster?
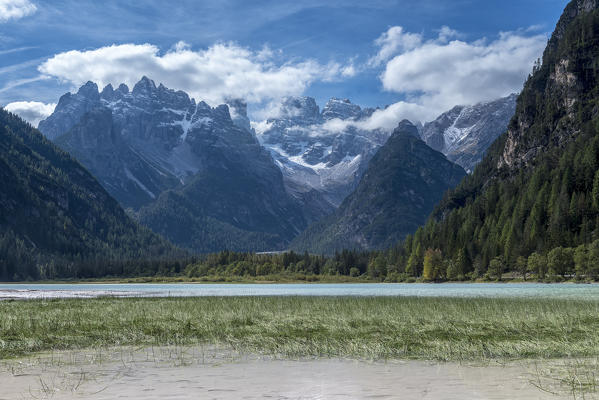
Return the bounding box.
[185,250,371,279]
[390,3,599,280]
[0,109,184,281]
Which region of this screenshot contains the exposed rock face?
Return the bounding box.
[421,94,517,173]
[290,120,466,254]
[38,82,102,141]
[39,77,306,253]
[499,0,599,170]
[258,96,387,209]
[260,92,516,218]
[43,77,218,209]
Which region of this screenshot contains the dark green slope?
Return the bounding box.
[402,0,599,273]
[137,170,297,253]
[291,121,466,254]
[0,109,180,280]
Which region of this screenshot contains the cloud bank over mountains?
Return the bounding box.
[300,25,547,133]
[38,41,353,107]
[377,26,547,121]
[7,21,546,130]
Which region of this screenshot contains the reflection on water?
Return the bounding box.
[0,282,598,299]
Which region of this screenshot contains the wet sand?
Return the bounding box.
[0,347,570,399]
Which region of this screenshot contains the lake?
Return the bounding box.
[1,282,599,300]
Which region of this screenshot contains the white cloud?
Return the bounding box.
[38,42,350,106]
[0,0,37,22]
[4,101,55,127]
[341,63,357,78]
[368,26,423,67]
[250,120,274,135]
[320,101,427,134]
[294,26,546,135]
[368,26,547,125]
[437,26,460,43]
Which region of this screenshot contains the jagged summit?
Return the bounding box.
[395,119,420,138]
[273,96,322,123]
[39,77,255,202]
[132,75,157,94]
[38,78,307,253]
[322,98,363,121]
[77,81,100,99]
[258,95,391,209]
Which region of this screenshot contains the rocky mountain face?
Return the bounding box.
[36,78,521,255]
[421,94,517,173]
[257,97,387,210]
[403,0,599,269]
[290,120,466,254]
[0,108,178,280]
[260,93,516,219]
[38,77,307,253]
[498,0,599,170]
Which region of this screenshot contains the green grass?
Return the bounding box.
[1,296,599,361]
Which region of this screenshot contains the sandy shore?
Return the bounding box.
[0,347,572,399]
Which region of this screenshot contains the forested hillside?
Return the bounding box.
[0,109,183,280]
[389,0,599,280]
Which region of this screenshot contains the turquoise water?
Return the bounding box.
[1,283,599,299]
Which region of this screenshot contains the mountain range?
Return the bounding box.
[38,78,307,253]
[291,120,467,253]
[257,96,385,211]
[1,0,596,286]
[34,75,517,255]
[421,94,517,173]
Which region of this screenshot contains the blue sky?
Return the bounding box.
[0,0,570,125]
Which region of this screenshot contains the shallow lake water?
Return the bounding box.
[1,282,599,300]
[0,347,569,400]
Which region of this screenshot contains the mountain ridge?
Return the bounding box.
[39,77,308,253]
[290,120,466,254]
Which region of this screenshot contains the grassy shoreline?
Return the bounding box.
[2,296,599,361]
[0,274,595,285]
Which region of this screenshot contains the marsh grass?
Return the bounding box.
[2,296,599,362]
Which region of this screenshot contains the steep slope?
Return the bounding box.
[42,78,229,209]
[0,109,179,281]
[137,111,306,253]
[403,0,599,272]
[291,121,466,254]
[54,106,180,209]
[421,94,517,173]
[39,78,307,253]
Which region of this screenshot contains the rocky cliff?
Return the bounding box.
[421,94,517,173]
[39,77,307,253]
